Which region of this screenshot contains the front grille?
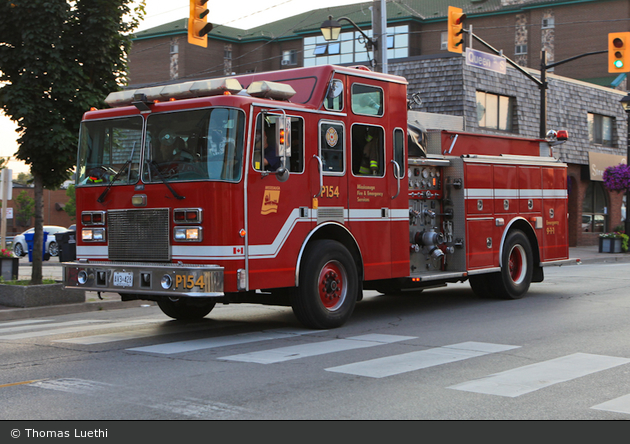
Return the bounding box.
[108,208,170,262]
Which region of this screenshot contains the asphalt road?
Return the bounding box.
[2,261,630,421]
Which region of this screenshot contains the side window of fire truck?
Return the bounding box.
[319,121,345,174]
[77,117,143,186]
[324,79,343,111]
[393,128,405,178]
[351,83,383,117]
[351,124,384,176]
[253,114,304,173]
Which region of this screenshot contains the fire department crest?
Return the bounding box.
[261,186,281,215]
[325,127,338,147]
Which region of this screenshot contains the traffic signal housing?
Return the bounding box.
[188,0,213,48]
[447,6,466,53]
[608,32,630,73]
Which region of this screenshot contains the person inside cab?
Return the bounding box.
[263,125,281,171]
[358,126,379,175]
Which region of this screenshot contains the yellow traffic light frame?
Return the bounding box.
[609,32,630,73]
[188,0,212,48]
[447,6,466,54]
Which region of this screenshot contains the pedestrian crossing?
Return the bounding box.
[3,316,630,415]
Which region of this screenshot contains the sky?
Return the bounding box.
[0,0,368,177]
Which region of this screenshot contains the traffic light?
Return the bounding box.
[609,32,630,73]
[447,6,466,53]
[188,0,213,48]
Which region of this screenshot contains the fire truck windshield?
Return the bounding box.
[77,116,143,187]
[142,107,245,183]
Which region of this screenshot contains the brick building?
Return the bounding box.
[2,185,74,237]
[125,0,629,246]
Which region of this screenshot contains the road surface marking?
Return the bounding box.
[0,318,164,340]
[592,394,630,415]
[127,328,322,354]
[448,352,630,397]
[219,334,417,364]
[325,341,520,378]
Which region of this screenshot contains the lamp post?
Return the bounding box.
[620,93,630,236]
[320,15,380,71]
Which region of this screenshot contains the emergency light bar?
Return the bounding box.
[104,77,244,108]
[246,81,296,101]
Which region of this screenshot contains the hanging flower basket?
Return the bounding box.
[603,164,630,192]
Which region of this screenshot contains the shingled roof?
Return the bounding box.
[133,0,604,43]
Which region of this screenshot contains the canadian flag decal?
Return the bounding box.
[233,247,244,255]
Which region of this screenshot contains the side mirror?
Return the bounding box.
[275,167,289,182]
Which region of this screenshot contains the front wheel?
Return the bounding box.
[292,240,358,329]
[492,230,533,300]
[13,242,24,257]
[48,241,59,257]
[157,297,215,320]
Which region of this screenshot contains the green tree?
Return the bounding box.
[0,157,8,169]
[14,190,35,228]
[64,184,76,222]
[15,172,33,185]
[0,0,144,283]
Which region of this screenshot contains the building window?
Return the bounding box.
[582,182,607,233]
[588,113,614,146]
[476,91,514,132]
[304,25,408,67]
[282,49,298,66]
[515,44,527,55]
[440,32,448,50]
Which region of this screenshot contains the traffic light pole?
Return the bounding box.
[465,29,606,138]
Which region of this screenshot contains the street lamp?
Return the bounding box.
[620,92,630,236]
[320,15,378,54]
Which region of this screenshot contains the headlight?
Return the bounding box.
[174,227,202,242]
[82,228,106,242]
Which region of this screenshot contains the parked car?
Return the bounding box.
[12,225,70,258]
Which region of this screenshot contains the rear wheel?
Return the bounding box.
[13,242,24,257]
[292,240,358,329]
[492,230,533,300]
[48,241,59,257]
[157,297,215,320]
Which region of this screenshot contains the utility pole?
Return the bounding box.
[371,0,387,73]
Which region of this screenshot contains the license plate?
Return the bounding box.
[113,271,133,287]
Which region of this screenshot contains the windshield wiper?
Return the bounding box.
[148,160,185,200]
[97,142,136,203]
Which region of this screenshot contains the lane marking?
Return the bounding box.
[219,334,417,364]
[127,328,322,355]
[0,379,47,389]
[592,394,630,415]
[325,341,520,378]
[448,352,630,397]
[0,318,165,340]
[0,320,106,337]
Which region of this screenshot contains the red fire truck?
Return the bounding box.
[62,64,574,329]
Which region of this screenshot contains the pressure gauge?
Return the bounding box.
[422,168,429,179]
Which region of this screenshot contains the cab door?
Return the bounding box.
[245,108,311,291]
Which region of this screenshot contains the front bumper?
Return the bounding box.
[61,261,224,297]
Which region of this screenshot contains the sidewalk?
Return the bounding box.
[1,246,629,321]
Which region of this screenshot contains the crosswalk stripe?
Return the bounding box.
[592,394,630,414]
[325,341,520,378]
[0,318,164,340]
[55,330,162,345]
[0,319,53,328]
[218,334,417,364]
[127,328,322,355]
[448,352,630,397]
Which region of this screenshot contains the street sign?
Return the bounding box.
[465,48,506,75]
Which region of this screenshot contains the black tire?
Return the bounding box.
[13,242,24,257]
[48,241,59,257]
[157,297,215,320]
[492,230,533,300]
[292,240,358,329]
